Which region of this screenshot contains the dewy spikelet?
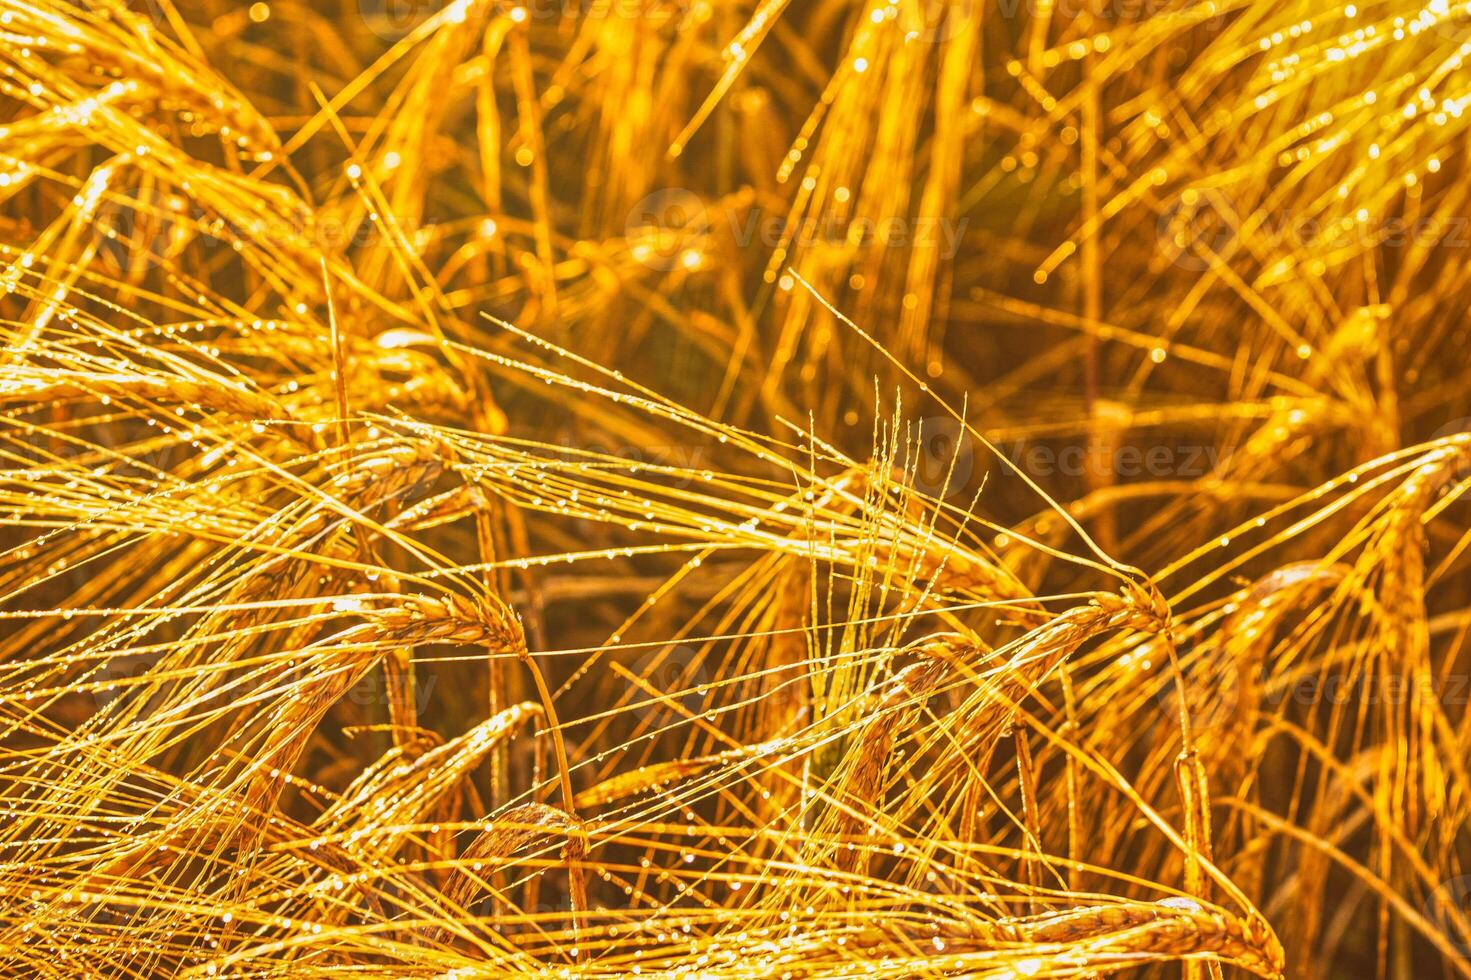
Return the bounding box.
[364,591,526,653]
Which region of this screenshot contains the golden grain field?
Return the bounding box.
[1,0,1469,976]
